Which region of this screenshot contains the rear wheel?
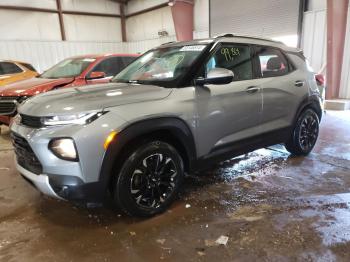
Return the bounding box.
[285,109,319,156]
[112,141,184,217]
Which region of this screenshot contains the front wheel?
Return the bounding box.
[112,141,184,217]
[285,109,320,156]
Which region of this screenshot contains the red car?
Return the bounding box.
[0,53,138,125]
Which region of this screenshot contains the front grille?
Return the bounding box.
[0,96,19,101]
[0,96,20,101]
[20,114,43,128]
[0,101,16,115]
[12,133,43,175]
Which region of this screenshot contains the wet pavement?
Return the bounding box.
[0,111,350,261]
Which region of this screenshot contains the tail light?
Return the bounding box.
[315,74,325,86]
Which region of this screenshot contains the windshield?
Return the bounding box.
[112,45,208,87]
[40,57,96,79]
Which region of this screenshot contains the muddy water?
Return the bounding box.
[0,111,350,261]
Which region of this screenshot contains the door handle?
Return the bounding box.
[295,80,305,87]
[246,86,260,94]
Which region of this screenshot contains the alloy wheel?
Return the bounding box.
[130,153,178,208]
[298,114,319,151]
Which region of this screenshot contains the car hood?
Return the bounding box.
[0,77,74,96]
[18,83,172,117]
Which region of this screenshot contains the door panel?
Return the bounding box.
[260,72,306,133]
[195,79,263,156]
[255,47,307,133]
[194,43,263,156]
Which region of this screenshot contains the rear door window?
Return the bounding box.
[0,62,23,75]
[256,47,290,78]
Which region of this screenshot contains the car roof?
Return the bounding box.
[70,53,140,59]
[0,60,33,64]
[159,34,301,53]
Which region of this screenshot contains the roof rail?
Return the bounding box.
[214,33,235,38]
[161,41,176,45]
[214,33,285,45]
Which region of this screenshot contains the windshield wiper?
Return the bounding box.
[112,79,140,84]
[128,80,140,84]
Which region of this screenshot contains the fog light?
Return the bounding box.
[49,138,78,161]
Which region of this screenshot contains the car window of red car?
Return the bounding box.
[91,56,137,78]
[40,58,96,79]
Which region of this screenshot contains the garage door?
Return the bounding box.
[210,0,300,39]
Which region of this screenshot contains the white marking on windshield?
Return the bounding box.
[179,45,206,52]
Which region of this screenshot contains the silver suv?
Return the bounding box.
[10,35,322,217]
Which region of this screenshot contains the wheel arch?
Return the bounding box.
[98,117,197,194]
[294,95,323,124]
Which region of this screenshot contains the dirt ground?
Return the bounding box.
[0,111,350,262]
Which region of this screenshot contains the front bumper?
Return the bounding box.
[16,157,105,202]
[16,160,64,200]
[10,110,127,202]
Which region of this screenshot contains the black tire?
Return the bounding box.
[112,141,184,217]
[285,108,320,156]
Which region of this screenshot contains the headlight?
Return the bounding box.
[42,111,105,126]
[49,138,78,161]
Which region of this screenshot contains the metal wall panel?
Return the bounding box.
[0,0,56,9]
[0,0,122,41]
[194,30,209,39]
[126,7,175,41]
[210,0,300,38]
[308,0,327,11]
[63,15,122,41]
[301,10,327,73]
[125,36,176,54]
[194,0,209,35]
[126,0,168,14]
[0,10,61,40]
[61,0,120,15]
[126,0,209,41]
[340,3,350,99]
[0,41,124,72]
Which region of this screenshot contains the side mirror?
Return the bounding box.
[195,68,234,86]
[87,71,106,80]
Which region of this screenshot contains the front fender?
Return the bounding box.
[99,117,197,192]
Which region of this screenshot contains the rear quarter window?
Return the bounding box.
[256,47,291,78]
[19,63,37,72]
